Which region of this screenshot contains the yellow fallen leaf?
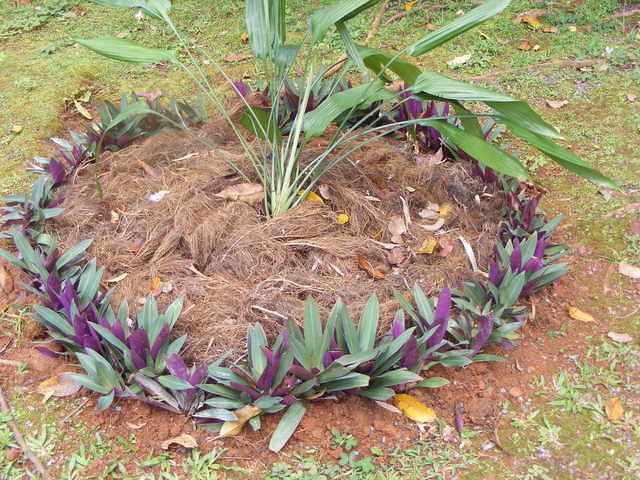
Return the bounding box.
[373,230,383,241]
[298,190,324,203]
[218,405,262,438]
[74,100,93,120]
[417,236,438,254]
[605,397,623,421]
[336,213,350,224]
[150,277,161,293]
[36,374,81,403]
[393,394,437,423]
[106,273,128,283]
[405,186,416,193]
[568,25,577,32]
[520,15,542,29]
[240,32,249,43]
[568,306,596,323]
[404,1,416,11]
[10,125,23,134]
[439,203,453,216]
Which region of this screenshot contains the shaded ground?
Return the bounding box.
[1,0,639,478]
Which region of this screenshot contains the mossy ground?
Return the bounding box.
[1,0,639,478]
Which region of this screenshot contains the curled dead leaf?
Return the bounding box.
[518,40,532,51]
[374,400,402,415]
[388,215,407,244]
[393,394,437,423]
[298,190,324,203]
[218,405,262,439]
[436,237,454,258]
[519,15,542,28]
[568,306,596,323]
[618,262,640,279]
[318,184,333,200]
[358,255,385,279]
[419,218,445,232]
[439,203,453,217]
[542,26,558,33]
[36,374,81,402]
[515,9,548,23]
[215,183,264,205]
[106,273,128,284]
[607,332,633,344]
[160,433,198,450]
[546,99,569,109]
[605,397,624,421]
[10,125,23,134]
[126,422,147,430]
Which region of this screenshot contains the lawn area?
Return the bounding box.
[1,0,639,478]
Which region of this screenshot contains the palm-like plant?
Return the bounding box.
[77,0,613,218]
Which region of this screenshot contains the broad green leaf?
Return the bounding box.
[238,107,282,144]
[370,369,422,388]
[498,118,618,189]
[90,0,171,21]
[358,386,395,400]
[194,408,238,421]
[33,306,74,337]
[407,0,510,56]
[414,377,450,388]
[303,297,322,364]
[358,294,379,352]
[310,0,381,43]
[420,120,530,180]
[472,354,506,363]
[55,239,93,270]
[76,37,177,65]
[158,375,193,391]
[248,324,268,379]
[269,401,307,453]
[358,46,422,85]
[303,80,392,138]
[98,391,115,411]
[336,22,365,71]
[245,0,285,59]
[66,373,109,394]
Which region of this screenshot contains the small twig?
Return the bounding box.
[0,359,23,368]
[467,59,600,82]
[0,385,49,479]
[250,305,289,321]
[58,398,90,425]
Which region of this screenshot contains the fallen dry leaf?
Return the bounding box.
[106,273,128,284]
[215,183,264,205]
[374,400,402,415]
[517,40,532,51]
[36,374,81,402]
[542,26,558,33]
[419,218,445,232]
[224,53,253,63]
[629,93,637,103]
[138,160,160,177]
[336,213,349,224]
[607,332,633,344]
[150,277,161,293]
[404,1,415,11]
[417,236,438,254]
[388,215,407,244]
[10,125,23,134]
[393,394,437,423]
[160,433,198,450]
[74,100,93,120]
[439,203,453,217]
[515,9,548,23]
[218,405,262,439]
[126,422,147,430]
[318,184,333,200]
[418,203,440,220]
[299,190,324,203]
[358,255,385,279]
[546,99,569,109]
[568,306,596,323]
[568,25,577,32]
[387,246,408,266]
[436,236,454,258]
[618,262,640,279]
[239,32,249,43]
[519,15,542,28]
[446,54,471,67]
[152,280,173,297]
[605,397,624,421]
[0,265,14,294]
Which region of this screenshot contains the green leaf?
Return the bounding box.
[370,369,422,388]
[472,354,505,363]
[248,323,268,379]
[310,0,381,43]
[421,120,530,180]
[303,80,393,138]
[413,377,449,388]
[55,239,93,270]
[269,401,307,453]
[358,46,422,85]
[498,118,618,189]
[98,391,115,411]
[245,0,285,60]
[194,407,238,421]
[33,306,74,337]
[239,107,282,144]
[407,0,510,56]
[76,37,177,65]
[358,294,379,352]
[90,0,172,20]
[358,386,395,400]
[66,373,109,394]
[157,375,194,391]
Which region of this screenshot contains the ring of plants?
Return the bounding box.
[0,0,614,454]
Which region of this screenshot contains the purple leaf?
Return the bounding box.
[128,329,149,369]
[43,249,60,272]
[166,353,189,381]
[190,363,208,386]
[233,81,250,98]
[35,346,60,358]
[470,314,494,357]
[427,287,451,349]
[534,235,546,259]
[510,239,522,272]
[230,382,260,400]
[48,158,67,186]
[281,395,297,406]
[150,324,170,359]
[401,335,419,368]
[257,347,280,391]
[391,312,404,339]
[289,365,314,381]
[488,260,504,287]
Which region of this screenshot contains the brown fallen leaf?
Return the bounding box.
[607,332,633,344]
[605,397,624,421]
[568,306,596,322]
[138,160,160,177]
[426,23,439,31]
[224,53,253,63]
[218,405,262,438]
[74,100,93,120]
[318,184,333,200]
[388,215,407,244]
[126,422,147,430]
[358,255,385,279]
[36,374,81,402]
[439,203,453,217]
[106,273,128,284]
[515,9,548,23]
[215,183,264,205]
[417,236,438,254]
[619,262,640,279]
[519,15,542,28]
[404,1,415,11]
[152,281,173,297]
[546,99,569,109]
[0,265,14,294]
[240,32,249,43]
[436,237,454,258]
[387,246,408,266]
[517,40,532,51]
[542,26,558,33]
[160,433,198,450]
[393,394,437,423]
[374,400,402,415]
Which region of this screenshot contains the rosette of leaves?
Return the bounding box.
[67,348,126,410]
[0,176,64,240]
[493,234,568,297]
